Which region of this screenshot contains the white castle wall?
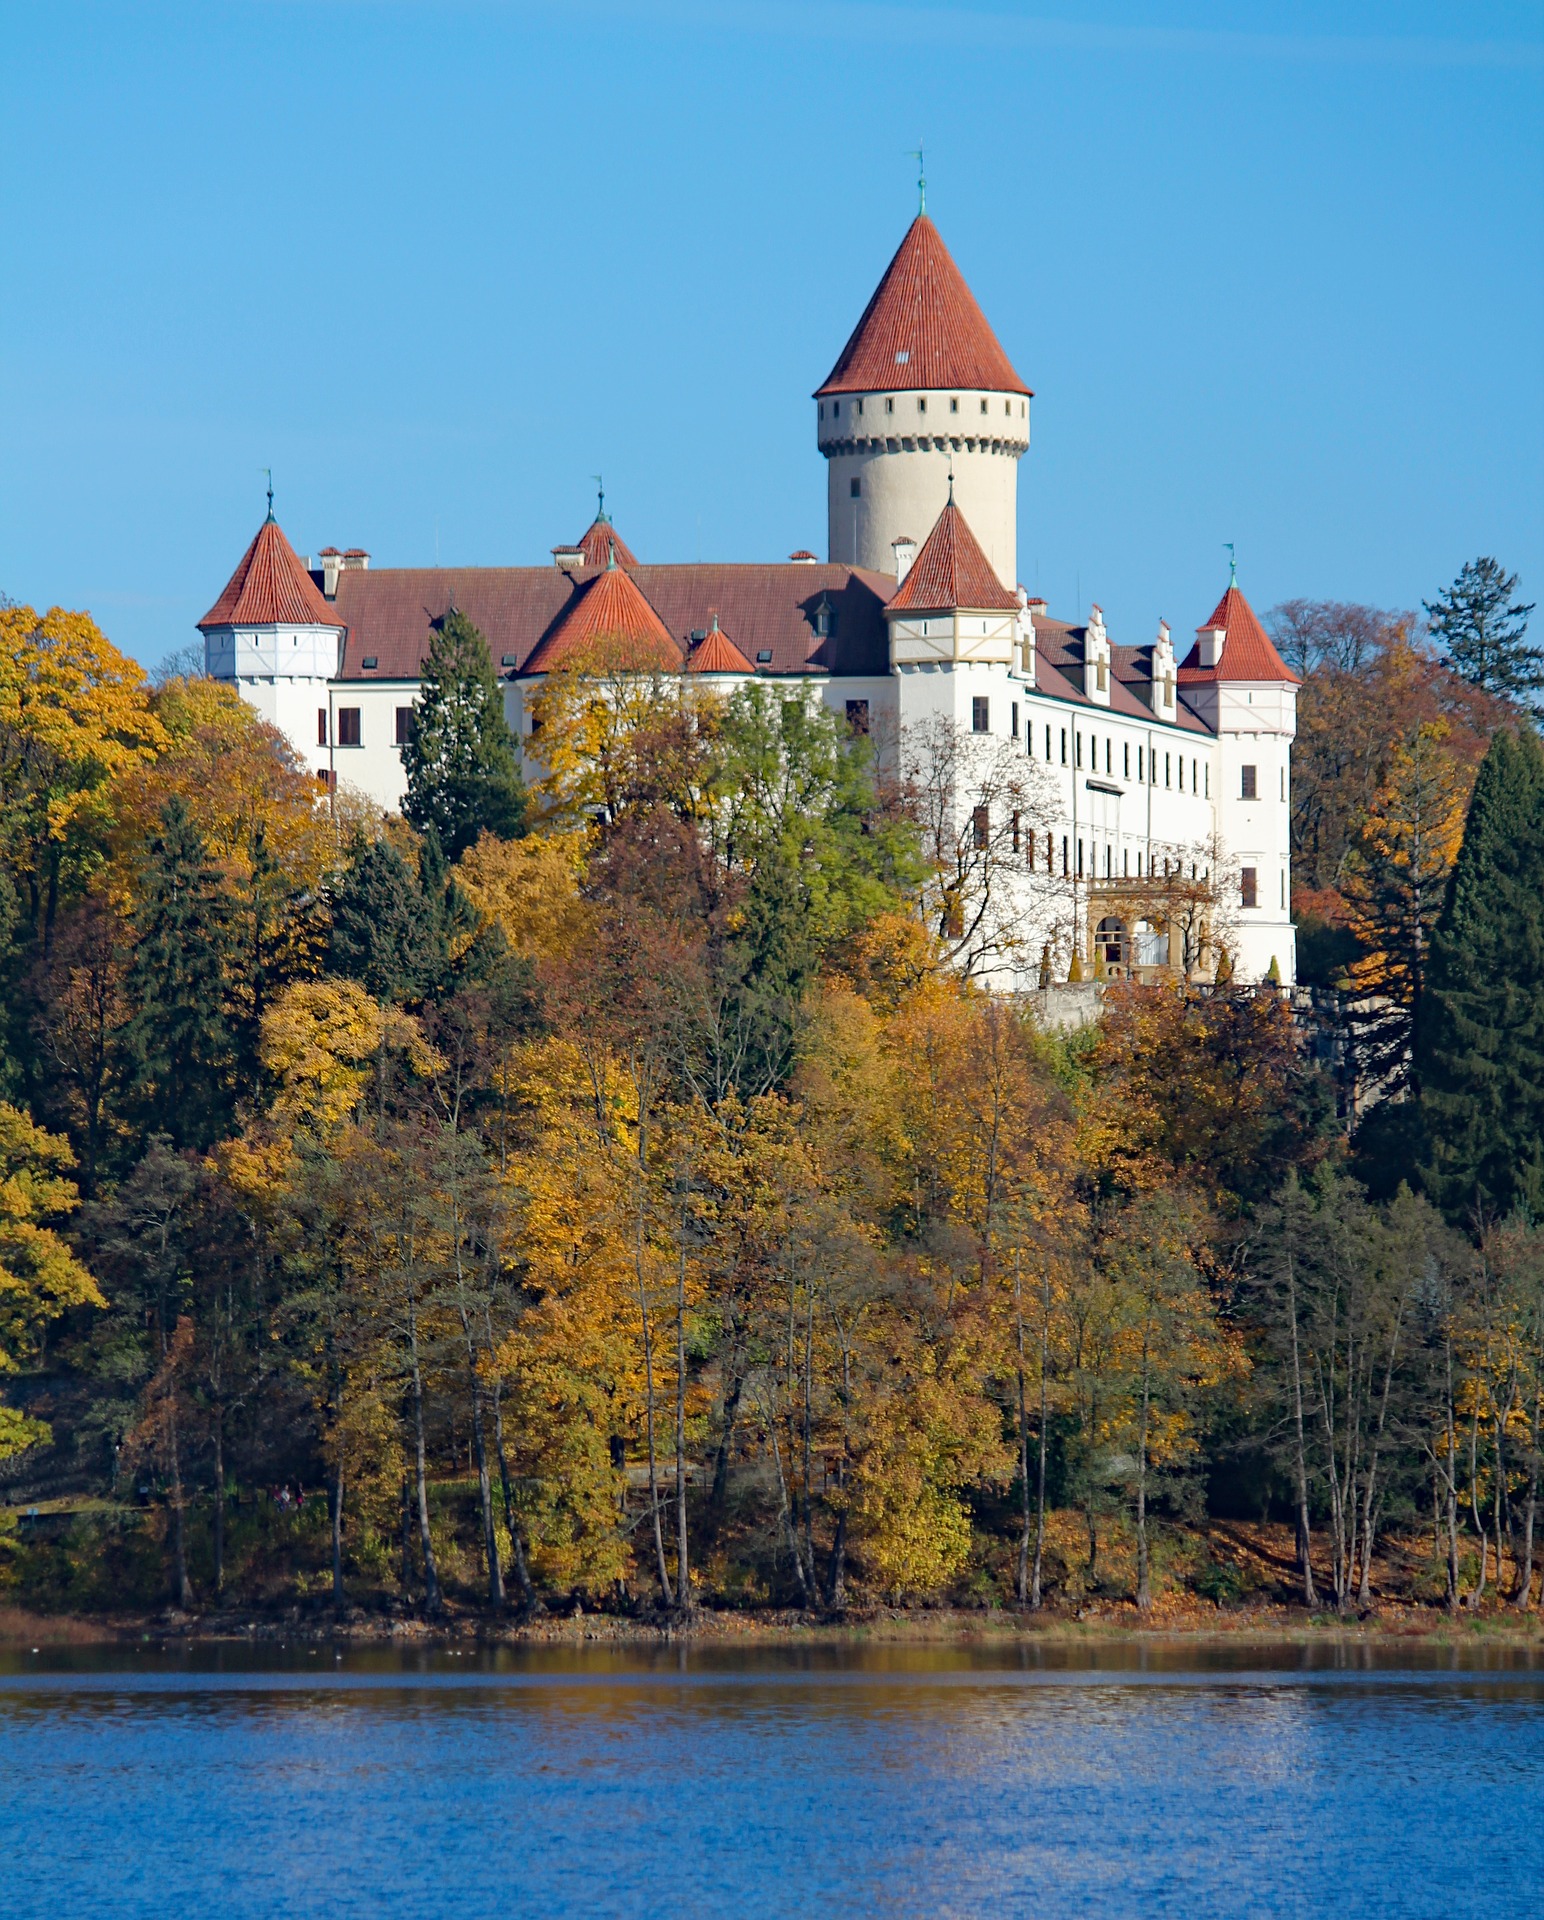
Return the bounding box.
[818,387,1028,587]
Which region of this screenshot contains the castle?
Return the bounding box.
[200,211,1298,986]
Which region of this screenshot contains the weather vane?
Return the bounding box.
[907,145,926,215]
[592,473,606,521]
[1224,541,1237,586]
[261,468,274,520]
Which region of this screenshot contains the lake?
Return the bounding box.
[2,1639,1541,1917]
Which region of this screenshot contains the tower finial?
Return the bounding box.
[947,461,955,503]
[262,467,274,521]
[607,538,617,571]
[593,473,607,523]
[907,144,926,215]
[1224,541,1237,587]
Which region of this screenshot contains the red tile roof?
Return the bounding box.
[816,216,1029,398]
[199,516,345,630]
[331,563,894,682]
[576,516,638,570]
[1178,584,1300,685]
[521,559,683,674]
[886,497,1018,614]
[685,617,755,675]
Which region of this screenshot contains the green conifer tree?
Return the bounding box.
[326,833,450,1007]
[121,797,236,1152]
[401,610,526,859]
[1416,726,1544,1223]
[1424,557,1539,705]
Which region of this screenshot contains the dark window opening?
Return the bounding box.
[756,649,773,664]
[1241,763,1258,799]
[972,806,990,850]
[317,709,327,747]
[972,696,990,733]
[1241,866,1258,910]
[1011,700,1019,740]
[395,706,416,746]
[1011,811,1021,853]
[850,476,861,498]
[845,699,870,736]
[360,655,378,670]
[336,707,361,747]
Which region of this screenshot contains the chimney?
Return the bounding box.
[892,534,917,584]
[1196,622,1226,669]
[317,547,343,598]
[341,549,370,571]
[788,549,819,566]
[552,545,587,574]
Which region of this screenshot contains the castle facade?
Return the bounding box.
[200,214,1298,986]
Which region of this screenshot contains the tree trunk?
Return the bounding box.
[1135,1325,1152,1613]
[408,1291,441,1614]
[638,1280,673,1608]
[1031,1261,1050,1611]
[166,1385,192,1611]
[1444,1336,1461,1613]
[458,1304,502,1607]
[1515,1448,1539,1612]
[1286,1253,1318,1606]
[709,1369,742,1530]
[673,1211,691,1615]
[211,1418,225,1600]
[482,1308,536,1610]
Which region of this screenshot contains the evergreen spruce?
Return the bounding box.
[1416,726,1544,1223]
[327,832,451,1007]
[401,610,526,859]
[1424,557,1539,704]
[122,797,236,1152]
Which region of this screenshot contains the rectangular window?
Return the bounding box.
[1011,811,1021,854]
[885,397,894,413]
[1241,764,1258,799]
[980,398,988,414]
[1192,759,1198,793]
[395,706,416,746]
[1241,866,1258,909]
[850,477,861,498]
[1062,835,1069,876]
[316,769,336,793]
[318,708,328,747]
[845,699,870,735]
[1137,746,1144,781]
[1076,733,1084,768]
[950,397,959,413]
[1060,729,1067,765]
[1025,827,1035,865]
[1106,739,1112,775]
[1011,701,1019,741]
[972,696,990,734]
[1046,725,1052,761]
[336,707,361,747]
[1076,839,1084,878]
[1179,757,1185,792]
[1124,742,1130,779]
[1205,764,1210,797]
[972,806,990,850]
[917,396,927,413]
[1165,753,1172,788]
[1123,848,1130,876]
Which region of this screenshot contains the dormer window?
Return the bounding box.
[756,649,772,664]
[361,656,378,670]
[815,600,833,638]
[894,350,910,365]
[501,654,517,667]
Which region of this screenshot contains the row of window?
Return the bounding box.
[974,812,1284,910]
[972,697,1230,797]
[318,706,416,748]
[820,396,1027,421]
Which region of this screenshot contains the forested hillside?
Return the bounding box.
[1,573,1541,1625]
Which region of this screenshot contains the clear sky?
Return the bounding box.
[3,1,1541,668]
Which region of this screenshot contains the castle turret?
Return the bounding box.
[1177,580,1300,985]
[816,215,1030,589]
[198,510,346,782]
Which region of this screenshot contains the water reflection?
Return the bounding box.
[3,1641,1541,1918]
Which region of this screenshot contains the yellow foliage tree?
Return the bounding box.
[0,604,166,932]
[0,1103,105,1457]
[260,980,440,1135]
[454,828,591,966]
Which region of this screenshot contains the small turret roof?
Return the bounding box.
[198,515,344,630]
[522,553,682,674]
[684,616,756,675]
[1178,583,1299,685]
[886,496,1018,614]
[576,515,638,570]
[816,215,1029,398]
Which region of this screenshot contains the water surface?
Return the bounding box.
[4,1639,1540,1917]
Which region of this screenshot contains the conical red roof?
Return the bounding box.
[817,216,1029,398]
[523,559,682,674]
[684,617,755,675]
[198,516,343,629]
[576,517,638,569]
[1178,583,1299,685]
[886,497,1018,614]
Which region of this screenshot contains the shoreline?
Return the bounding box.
[4,1599,1542,1653]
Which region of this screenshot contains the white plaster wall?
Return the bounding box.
[1212,682,1297,985]
[819,387,1028,587]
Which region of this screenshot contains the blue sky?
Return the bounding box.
[2,1,1540,667]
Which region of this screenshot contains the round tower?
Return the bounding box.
[816,215,1030,589]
